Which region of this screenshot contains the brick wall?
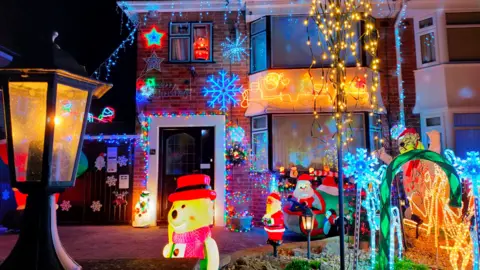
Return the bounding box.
[377,18,419,155]
[133,11,256,223]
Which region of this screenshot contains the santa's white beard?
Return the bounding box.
[293,187,314,199]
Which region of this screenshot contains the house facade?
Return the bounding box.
[121,0,480,227]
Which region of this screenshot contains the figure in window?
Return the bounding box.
[194,37,209,61]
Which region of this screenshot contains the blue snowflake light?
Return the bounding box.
[1,189,9,201]
[344,148,378,181]
[221,34,249,63]
[203,70,243,112]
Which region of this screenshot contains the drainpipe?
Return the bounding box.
[394,0,408,127]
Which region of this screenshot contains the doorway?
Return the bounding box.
[157,127,215,224]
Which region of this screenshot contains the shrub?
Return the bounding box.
[284,259,322,270]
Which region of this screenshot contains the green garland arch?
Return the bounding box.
[378,149,462,269]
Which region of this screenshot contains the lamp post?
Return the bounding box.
[0,32,112,270]
[302,207,315,259]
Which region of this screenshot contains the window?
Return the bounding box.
[249,15,365,73]
[271,114,366,171]
[251,115,269,171]
[250,17,268,73]
[368,114,382,151]
[454,113,480,158]
[419,32,436,64]
[416,16,438,67]
[446,12,480,62]
[169,22,213,63]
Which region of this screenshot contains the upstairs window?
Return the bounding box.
[169,22,213,63]
[446,12,480,62]
[249,15,365,74]
[415,15,438,67]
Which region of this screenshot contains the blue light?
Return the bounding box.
[221,34,249,63]
[202,70,243,112]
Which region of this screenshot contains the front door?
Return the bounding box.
[157,127,215,224]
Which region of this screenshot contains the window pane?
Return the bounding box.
[251,17,266,35]
[252,131,268,171]
[455,129,480,159]
[252,116,267,130]
[272,114,365,171]
[419,17,434,29]
[251,32,267,73]
[426,117,441,127]
[420,32,436,64]
[447,28,480,61]
[170,37,190,61]
[192,23,211,61]
[170,23,190,35]
[165,133,195,175]
[446,12,480,25]
[454,113,480,127]
[270,16,359,68]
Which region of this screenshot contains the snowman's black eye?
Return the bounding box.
[181,205,186,209]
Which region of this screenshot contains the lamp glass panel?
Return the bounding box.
[8,82,48,182]
[49,84,88,183]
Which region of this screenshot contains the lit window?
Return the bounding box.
[454,113,480,158]
[169,22,213,63]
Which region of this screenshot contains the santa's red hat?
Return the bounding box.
[317,176,339,196]
[267,192,281,202]
[398,128,418,138]
[297,174,313,183]
[168,174,216,202]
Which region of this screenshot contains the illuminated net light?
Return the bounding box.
[203,70,243,112]
[221,33,248,63]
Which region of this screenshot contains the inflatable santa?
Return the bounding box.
[263,192,285,244]
[292,174,325,210]
[284,174,326,237]
[316,167,340,212]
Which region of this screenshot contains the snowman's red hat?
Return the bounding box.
[317,176,338,196]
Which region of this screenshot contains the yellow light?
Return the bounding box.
[54,116,61,126]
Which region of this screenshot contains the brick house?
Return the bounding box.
[120,0,480,227]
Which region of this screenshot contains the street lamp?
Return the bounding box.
[302,207,315,259]
[0,32,112,270]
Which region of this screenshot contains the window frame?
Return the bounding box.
[250,113,371,172]
[251,114,271,172]
[168,22,214,63]
[453,113,480,157]
[445,12,480,62]
[249,17,270,74]
[415,14,439,68]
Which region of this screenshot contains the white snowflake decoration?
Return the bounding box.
[91,200,103,212]
[106,175,117,187]
[221,34,249,63]
[60,200,72,212]
[202,70,243,112]
[117,155,128,167]
[1,189,9,201]
[344,148,379,183]
[95,155,106,171]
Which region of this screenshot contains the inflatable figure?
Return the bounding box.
[163,174,219,270]
[263,193,285,243]
[323,209,339,237]
[133,190,151,228]
[284,174,326,236]
[316,166,340,212]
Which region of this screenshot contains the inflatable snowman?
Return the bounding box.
[283,174,326,236]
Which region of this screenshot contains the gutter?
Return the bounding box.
[394,0,408,127]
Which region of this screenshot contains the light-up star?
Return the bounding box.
[203,70,243,112]
[1,189,9,201]
[144,52,164,72]
[144,27,164,47]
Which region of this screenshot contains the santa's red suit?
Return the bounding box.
[264,193,285,242]
[264,211,285,241]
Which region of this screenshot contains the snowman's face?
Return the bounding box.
[293,182,314,198]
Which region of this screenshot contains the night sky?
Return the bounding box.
[0,0,137,134]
